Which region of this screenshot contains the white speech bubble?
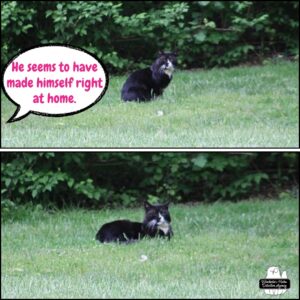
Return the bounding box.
[2,44,109,122]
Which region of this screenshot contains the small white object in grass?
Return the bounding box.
[157,110,164,116]
[140,255,148,262]
[12,268,24,272]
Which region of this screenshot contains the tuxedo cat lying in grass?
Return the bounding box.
[95,201,173,243]
[121,51,177,101]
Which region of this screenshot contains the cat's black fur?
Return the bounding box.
[121,51,177,101]
[95,201,173,243]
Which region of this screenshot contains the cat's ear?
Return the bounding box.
[157,50,165,57]
[144,201,153,210]
[162,201,170,208]
[172,49,178,56]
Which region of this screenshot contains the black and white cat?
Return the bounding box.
[121,51,177,101]
[95,201,173,243]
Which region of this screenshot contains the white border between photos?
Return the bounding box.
[1,148,299,152]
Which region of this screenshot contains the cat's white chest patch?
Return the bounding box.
[158,213,170,234]
[163,59,174,78]
[164,69,173,78]
[158,223,170,234]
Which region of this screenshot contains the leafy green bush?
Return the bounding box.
[1,1,298,72]
[1,153,298,219]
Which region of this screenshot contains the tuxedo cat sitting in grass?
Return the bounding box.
[96,201,173,243]
[121,51,177,101]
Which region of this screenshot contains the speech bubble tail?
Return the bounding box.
[7,106,30,123]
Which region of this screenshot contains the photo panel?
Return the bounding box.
[1,151,298,298]
[1,1,299,149]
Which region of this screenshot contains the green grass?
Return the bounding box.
[1,61,299,147]
[1,196,298,298]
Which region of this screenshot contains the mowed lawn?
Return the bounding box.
[1,61,299,148]
[1,196,298,298]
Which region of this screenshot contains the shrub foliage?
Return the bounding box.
[1,1,299,72]
[1,153,298,215]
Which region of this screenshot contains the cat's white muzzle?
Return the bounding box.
[161,60,175,78]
